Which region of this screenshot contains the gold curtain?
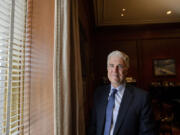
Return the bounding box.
[53,0,85,135]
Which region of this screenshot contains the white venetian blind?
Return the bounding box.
[0,0,31,134]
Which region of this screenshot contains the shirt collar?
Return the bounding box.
[109,83,126,96]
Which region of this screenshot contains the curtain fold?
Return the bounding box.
[53,0,85,134]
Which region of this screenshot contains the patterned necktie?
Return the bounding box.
[104,89,117,135]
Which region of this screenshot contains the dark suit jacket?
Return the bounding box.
[88,84,155,135]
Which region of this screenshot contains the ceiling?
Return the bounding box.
[93,0,180,26]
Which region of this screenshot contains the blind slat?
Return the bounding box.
[0,0,30,134]
[0,16,10,24]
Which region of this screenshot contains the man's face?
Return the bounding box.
[107,55,128,88]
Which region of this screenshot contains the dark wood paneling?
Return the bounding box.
[93,27,180,90]
[95,25,180,41]
[141,39,180,89]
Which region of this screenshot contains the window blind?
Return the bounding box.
[0,0,31,135]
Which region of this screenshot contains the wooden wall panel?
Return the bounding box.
[93,27,180,90]
[30,0,54,134]
[141,39,180,89]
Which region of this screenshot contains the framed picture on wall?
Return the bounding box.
[153,59,176,76]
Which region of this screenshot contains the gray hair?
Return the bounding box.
[107,50,130,68]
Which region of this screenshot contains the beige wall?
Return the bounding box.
[30,0,54,134]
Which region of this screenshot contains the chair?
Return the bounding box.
[151,99,162,134]
[159,103,174,135]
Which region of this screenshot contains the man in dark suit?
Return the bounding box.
[88,50,155,135]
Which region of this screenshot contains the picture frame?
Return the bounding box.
[153,59,176,76]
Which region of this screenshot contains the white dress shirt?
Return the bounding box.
[109,83,125,135]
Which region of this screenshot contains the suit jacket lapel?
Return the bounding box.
[97,85,110,135]
[113,85,134,135]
